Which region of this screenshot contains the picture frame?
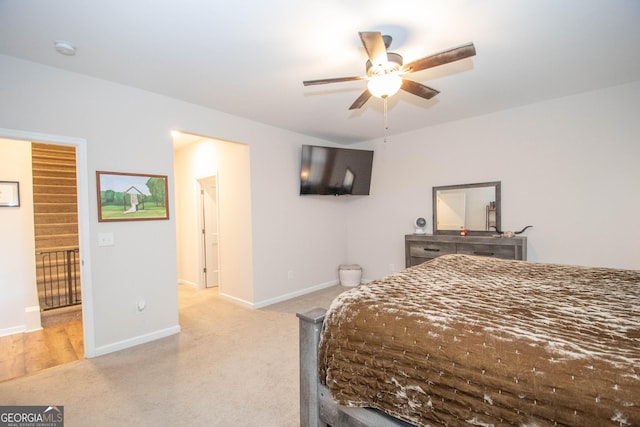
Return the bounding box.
[0,181,20,207]
[96,171,169,222]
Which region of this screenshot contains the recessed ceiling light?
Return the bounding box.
[54,40,76,56]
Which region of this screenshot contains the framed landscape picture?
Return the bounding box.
[96,171,169,222]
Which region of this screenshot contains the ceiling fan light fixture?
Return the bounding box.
[302,31,476,113]
[367,74,402,98]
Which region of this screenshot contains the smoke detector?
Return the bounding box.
[54,40,76,56]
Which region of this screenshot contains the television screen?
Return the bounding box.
[299,144,374,195]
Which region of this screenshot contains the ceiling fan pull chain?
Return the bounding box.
[383,95,389,143]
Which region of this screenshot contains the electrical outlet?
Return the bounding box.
[136,299,146,314]
[389,263,396,273]
[287,270,294,280]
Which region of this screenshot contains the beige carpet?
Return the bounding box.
[0,284,347,426]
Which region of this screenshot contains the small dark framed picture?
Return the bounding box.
[96,171,169,222]
[0,181,20,207]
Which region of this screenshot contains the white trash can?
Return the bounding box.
[338,264,362,287]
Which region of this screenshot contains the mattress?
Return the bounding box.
[318,254,640,426]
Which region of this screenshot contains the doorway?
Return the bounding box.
[0,127,94,379]
[0,128,93,348]
[31,142,83,325]
[199,175,220,288]
[173,131,252,303]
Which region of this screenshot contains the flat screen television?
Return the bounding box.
[299,144,374,196]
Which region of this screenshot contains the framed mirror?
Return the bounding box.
[433,181,501,235]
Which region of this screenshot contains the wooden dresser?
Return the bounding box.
[405,234,527,267]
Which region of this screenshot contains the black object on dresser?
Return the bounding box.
[405,234,527,268]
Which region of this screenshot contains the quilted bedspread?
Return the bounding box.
[318,254,640,426]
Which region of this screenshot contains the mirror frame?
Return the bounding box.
[432,181,501,236]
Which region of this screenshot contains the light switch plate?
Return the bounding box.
[98,232,114,246]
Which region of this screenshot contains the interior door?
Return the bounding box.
[200,177,219,288]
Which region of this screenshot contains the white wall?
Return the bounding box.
[217,140,254,304]
[347,81,640,280]
[0,139,40,335]
[249,140,350,305]
[173,144,203,289]
[0,54,348,354]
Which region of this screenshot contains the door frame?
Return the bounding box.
[0,127,96,358]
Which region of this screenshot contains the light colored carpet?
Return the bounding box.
[0,284,348,426]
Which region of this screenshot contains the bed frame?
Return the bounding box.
[297,308,414,427]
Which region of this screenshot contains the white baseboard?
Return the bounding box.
[228,280,337,309]
[178,279,200,288]
[221,279,366,310]
[93,325,181,357]
[0,305,44,337]
[253,280,340,309]
[0,325,25,337]
[219,280,339,310]
[24,305,43,332]
[218,292,254,309]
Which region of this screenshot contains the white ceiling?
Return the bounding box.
[1,0,639,144]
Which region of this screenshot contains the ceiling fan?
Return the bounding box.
[303,32,476,110]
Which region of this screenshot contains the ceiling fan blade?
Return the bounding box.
[401,79,440,100]
[403,42,476,74]
[348,90,372,110]
[359,31,388,66]
[303,76,365,86]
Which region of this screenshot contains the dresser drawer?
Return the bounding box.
[456,243,516,259]
[405,235,526,267]
[409,242,457,259]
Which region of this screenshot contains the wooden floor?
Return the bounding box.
[0,318,83,382]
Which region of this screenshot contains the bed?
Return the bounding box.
[298,254,640,427]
